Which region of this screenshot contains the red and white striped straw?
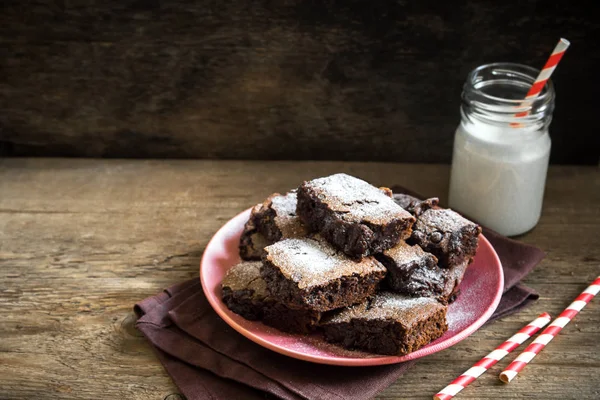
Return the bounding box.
[433,312,551,400]
[514,38,570,118]
[500,276,600,383]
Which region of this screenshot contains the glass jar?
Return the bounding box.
[448,63,555,236]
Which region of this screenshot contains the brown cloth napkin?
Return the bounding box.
[134,188,545,400]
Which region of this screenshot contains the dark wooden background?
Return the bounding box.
[1,1,599,164]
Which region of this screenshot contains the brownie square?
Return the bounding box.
[321,292,448,355]
[261,236,387,312]
[376,241,469,304]
[221,261,321,333]
[393,193,481,269]
[410,207,481,269]
[239,204,271,261]
[296,174,415,259]
[376,241,443,297]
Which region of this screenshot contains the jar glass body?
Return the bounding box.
[448,63,555,236]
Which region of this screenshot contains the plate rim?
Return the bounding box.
[200,208,504,366]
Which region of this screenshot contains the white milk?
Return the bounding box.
[448,119,551,236]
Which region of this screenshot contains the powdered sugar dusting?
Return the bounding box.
[271,191,308,238]
[372,292,443,325]
[418,208,476,233]
[221,261,267,296]
[376,292,435,311]
[271,191,297,215]
[447,306,476,331]
[306,173,412,224]
[383,241,434,264]
[265,237,385,289]
[447,269,483,330]
[324,291,445,326]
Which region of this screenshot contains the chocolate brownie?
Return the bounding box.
[321,291,448,355]
[409,206,481,269]
[376,241,443,297]
[376,241,469,303]
[393,193,481,268]
[261,236,387,312]
[239,204,271,260]
[221,261,321,333]
[296,174,415,259]
[252,191,308,242]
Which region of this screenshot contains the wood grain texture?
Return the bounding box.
[0,159,599,399]
[1,1,599,163]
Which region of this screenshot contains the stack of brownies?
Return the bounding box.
[221,173,482,355]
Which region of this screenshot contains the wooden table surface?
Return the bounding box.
[1,158,598,400]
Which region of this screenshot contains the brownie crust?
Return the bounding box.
[261,237,387,312]
[297,174,415,259]
[321,292,448,355]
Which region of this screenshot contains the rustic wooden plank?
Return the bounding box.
[1,2,599,163]
[0,159,599,399]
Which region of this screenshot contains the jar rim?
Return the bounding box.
[466,62,555,105]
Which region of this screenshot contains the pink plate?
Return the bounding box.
[200,208,504,366]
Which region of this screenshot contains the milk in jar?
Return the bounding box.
[448,63,555,236]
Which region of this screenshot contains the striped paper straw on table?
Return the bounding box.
[514,38,570,118]
[500,276,600,383]
[434,312,552,400]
